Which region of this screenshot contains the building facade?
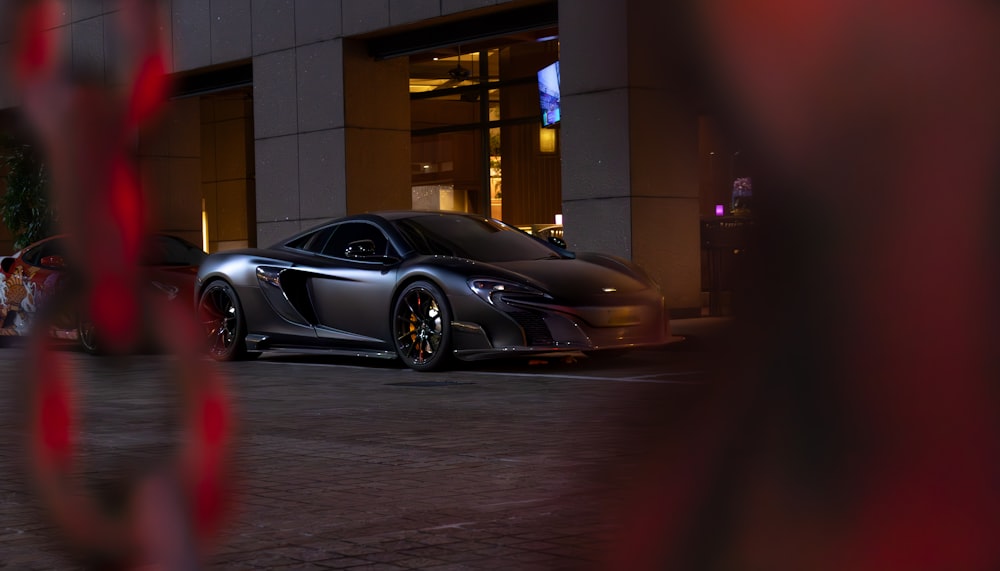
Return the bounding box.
[0,0,711,316]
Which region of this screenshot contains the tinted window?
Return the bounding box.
[18,235,204,268]
[141,235,206,266]
[287,225,336,253]
[392,214,559,263]
[321,222,392,259]
[21,238,64,267]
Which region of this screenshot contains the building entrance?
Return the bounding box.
[408,32,561,232]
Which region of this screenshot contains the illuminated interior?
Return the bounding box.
[408,31,562,235]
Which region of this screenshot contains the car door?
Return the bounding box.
[307,221,400,348]
[1,237,67,333]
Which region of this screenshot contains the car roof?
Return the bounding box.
[365,210,484,221]
[281,211,487,241]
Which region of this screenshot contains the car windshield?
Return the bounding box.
[392,214,561,263]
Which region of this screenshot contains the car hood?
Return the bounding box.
[490,254,653,303]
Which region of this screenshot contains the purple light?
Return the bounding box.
[715,204,725,217]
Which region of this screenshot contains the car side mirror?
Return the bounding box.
[377,255,402,267]
[547,236,568,250]
[0,257,13,273]
[40,255,66,268]
[345,239,377,259]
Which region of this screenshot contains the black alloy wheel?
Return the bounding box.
[78,318,100,355]
[392,281,452,371]
[198,280,252,361]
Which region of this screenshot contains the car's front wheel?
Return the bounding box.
[198,280,252,361]
[392,281,452,371]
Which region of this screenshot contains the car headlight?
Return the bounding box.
[468,278,549,305]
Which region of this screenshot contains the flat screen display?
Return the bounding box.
[537,61,561,127]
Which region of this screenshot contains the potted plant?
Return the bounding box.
[1,138,52,250]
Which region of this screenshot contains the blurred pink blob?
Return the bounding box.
[8,1,238,568]
[605,1,1000,569]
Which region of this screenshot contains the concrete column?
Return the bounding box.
[559,0,701,315]
[253,32,409,246]
[253,46,305,246]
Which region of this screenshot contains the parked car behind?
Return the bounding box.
[0,233,206,351]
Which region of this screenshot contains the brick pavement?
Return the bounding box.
[0,324,713,570]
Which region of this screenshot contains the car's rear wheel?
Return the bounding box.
[393,281,452,371]
[78,318,100,355]
[198,280,252,361]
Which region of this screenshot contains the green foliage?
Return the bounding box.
[1,139,52,250]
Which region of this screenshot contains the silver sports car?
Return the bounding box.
[196,211,670,370]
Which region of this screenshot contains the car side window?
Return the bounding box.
[321,223,393,260]
[21,238,65,268]
[288,226,336,254]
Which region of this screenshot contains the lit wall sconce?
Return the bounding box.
[539,127,557,153]
[555,213,563,225]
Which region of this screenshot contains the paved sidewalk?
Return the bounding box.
[0,319,725,569]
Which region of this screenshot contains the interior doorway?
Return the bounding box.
[408,31,562,231]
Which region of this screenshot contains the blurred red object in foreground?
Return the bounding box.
[8,1,237,568]
[603,1,1000,569]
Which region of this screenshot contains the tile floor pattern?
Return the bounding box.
[0,341,703,570]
